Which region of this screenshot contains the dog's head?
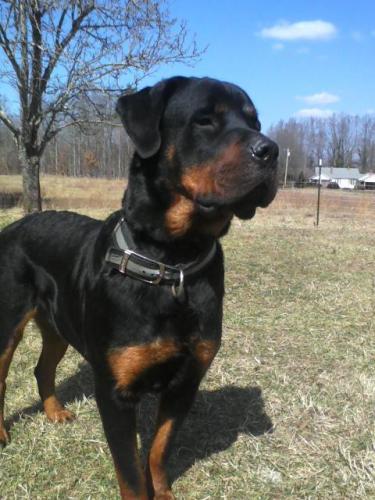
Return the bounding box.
[117,77,278,237]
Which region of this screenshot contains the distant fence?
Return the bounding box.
[281,181,375,191]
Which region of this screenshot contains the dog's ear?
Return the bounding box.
[116,77,187,159]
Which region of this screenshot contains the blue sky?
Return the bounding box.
[145,0,375,130]
[1,0,374,131]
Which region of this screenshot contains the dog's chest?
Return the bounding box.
[107,335,219,397]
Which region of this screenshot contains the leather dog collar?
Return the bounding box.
[105,218,217,299]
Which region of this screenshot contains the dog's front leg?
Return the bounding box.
[95,380,147,500]
[147,338,220,500]
[147,379,200,500]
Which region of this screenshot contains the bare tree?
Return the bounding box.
[327,115,356,168]
[357,115,375,172]
[268,119,307,181]
[0,0,201,211]
[268,114,375,182]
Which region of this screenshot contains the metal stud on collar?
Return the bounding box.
[171,268,185,300]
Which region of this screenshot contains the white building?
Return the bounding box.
[358,173,375,190]
[311,167,361,189]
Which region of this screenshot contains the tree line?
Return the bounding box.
[0,108,131,179]
[268,114,375,182]
[2,108,375,182]
[0,94,134,179]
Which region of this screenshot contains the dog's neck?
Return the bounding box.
[121,155,217,264]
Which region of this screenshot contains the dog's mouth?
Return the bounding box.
[195,177,277,220]
[230,182,270,218]
[196,200,221,215]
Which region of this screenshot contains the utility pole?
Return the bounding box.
[316,158,322,226]
[283,148,290,188]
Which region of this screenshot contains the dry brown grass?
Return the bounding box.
[0,176,375,499]
[270,187,375,222]
[0,174,125,213]
[1,174,374,220]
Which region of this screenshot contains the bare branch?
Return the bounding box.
[28,3,43,122]
[40,3,95,94]
[0,107,20,138]
[40,117,121,152]
[55,7,68,46]
[0,22,24,85]
[19,0,29,97]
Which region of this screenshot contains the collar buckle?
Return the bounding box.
[119,249,166,285]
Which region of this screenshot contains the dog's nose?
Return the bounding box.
[251,137,279,164]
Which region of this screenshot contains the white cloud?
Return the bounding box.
[260,20,337,41]
[296,108,334,118]
[297,92,340,105]
[272,43,284,51]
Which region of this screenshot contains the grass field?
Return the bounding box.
[0,175,374,499]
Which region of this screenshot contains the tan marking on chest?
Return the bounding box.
[107,339,180,390]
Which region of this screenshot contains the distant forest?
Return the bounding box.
[0,94,134,179]
[268,114,375,182]
[1,98,375,182]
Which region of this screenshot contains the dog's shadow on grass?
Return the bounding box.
[138,384,273,482]
[6,361,272,481]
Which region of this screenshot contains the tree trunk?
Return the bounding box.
[19,147,42,212]
[55,137,58,174]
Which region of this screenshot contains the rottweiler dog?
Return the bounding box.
[0,76,278,499]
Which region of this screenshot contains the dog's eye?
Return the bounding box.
[194,115,216,128]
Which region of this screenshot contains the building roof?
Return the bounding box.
[359,173,375,182]
[314,167,361,180]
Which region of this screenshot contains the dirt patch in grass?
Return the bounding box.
[0,178,375,498]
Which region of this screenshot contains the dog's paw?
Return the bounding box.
[47,408,75,423]
[0,427,10,447]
